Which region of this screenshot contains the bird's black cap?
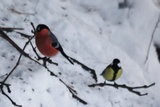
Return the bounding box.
[113,58,120,64]
[36,24,49,32]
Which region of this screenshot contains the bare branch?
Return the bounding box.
[70,57,97,82]
[16,31,32,39]
[0,33,32,107]
[1,87,22,107]
[0,29,29,57]
[59,79,87,104]
[1,25,87,106]
[145,14,160,63]
[0,27,24,32]
[89,82,155,96]
[31,22,36,33]
[9,7,35,15]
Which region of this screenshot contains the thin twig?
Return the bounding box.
[16,31,32,39]
[89,82,155,96]
[145,14,160,63]
[70,57,97,82]
[0,27,24,32]
[1,87,22,107]
[59,79,87,104]
[1,37,33,84]
[0,29,29,57]
[0,34,33,107]
[0,29,49,68]
[31,22,36,33]
[9,7,35,15]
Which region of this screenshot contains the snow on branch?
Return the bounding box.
[89,82,155,96]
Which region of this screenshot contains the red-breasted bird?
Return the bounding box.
[101,58,122,82]
[35,24,74,64]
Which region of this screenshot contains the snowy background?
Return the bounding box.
[0,0,160,107]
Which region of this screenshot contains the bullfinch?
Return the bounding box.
[35,24,74,64]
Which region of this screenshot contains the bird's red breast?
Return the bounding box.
[35,29,58,57]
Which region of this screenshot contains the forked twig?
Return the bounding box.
[0,35,34,107]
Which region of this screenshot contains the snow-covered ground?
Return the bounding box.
[0,0,160,107]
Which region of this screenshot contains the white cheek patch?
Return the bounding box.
[117,63,121,67]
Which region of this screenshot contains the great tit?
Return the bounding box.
[101,58,122,82]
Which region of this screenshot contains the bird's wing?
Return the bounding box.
[49,31,74,65]
[48,31,60,47]
[101,64,111,75]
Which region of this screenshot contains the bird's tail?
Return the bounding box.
[58,46,74,65]
[61,50,74,65]
[52,42,74,65]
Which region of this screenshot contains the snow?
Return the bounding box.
[0,0,160,107]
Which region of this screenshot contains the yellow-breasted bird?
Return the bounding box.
[101,58,122,82]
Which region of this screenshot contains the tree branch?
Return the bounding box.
[0,34,32,107]
[0,29,29,57]
[145,14,160,63]
[89,82,155,96]
[59,79,87,104]
[16,31,32,39]
[1,25,88,106]
[0,27,24,32]
[70,57,97,82]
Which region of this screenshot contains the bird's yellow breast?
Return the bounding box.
[102,67,122,81]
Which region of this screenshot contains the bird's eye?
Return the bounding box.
[37,27,40,32]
